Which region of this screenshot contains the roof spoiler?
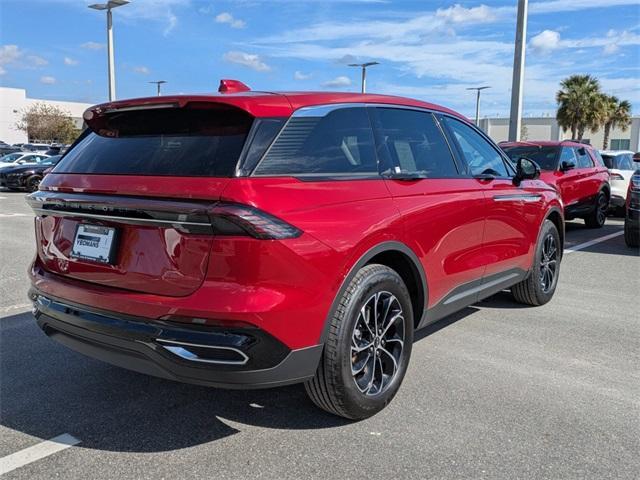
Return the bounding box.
[218,79,251,94]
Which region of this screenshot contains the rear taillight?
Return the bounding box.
[609,171,624,181]
[210,203,302,240]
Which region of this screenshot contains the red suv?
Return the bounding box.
[501,141,610,228]
[28,84,564,419]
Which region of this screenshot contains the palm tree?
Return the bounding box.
[556,75,602,140]
[600,95,632,150]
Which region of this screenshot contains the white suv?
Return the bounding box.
[600,150,636,212]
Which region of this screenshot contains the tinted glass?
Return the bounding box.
[255,107,377,176]
[503,146,559,171]
[559,147,577,166]
[374,108,458,177]
[574,147,593,168]
[55,106,253,177]
[617,154,634,170]
[443,117,509,177]
[1,153,22,163]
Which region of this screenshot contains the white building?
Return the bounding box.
[480,116,640,151]
[0,87,93,145]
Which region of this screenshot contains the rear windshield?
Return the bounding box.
[503,146,559,171]
[55,105,253,177]
[602,153,634,170]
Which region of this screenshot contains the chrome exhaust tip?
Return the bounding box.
[156,338,249,366]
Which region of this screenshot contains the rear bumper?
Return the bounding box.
[30,290,322,389]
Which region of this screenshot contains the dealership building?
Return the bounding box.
[479,116,640,151]
[0,87,92,145]
[1,86,638,151]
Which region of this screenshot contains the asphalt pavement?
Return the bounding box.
[0,190,638,479]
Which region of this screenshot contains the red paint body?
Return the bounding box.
[30,92,563,354]
[501,140,609,218]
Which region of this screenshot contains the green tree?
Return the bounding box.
[600,95,632,150]
[15,102,80,144]
[556,75,603,140]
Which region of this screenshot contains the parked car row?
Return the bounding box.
[0,140,70,156]
[0,155,62,192]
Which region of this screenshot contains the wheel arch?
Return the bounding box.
[544,206,565,253]
[319,241,428,343]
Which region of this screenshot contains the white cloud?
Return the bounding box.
[64,56,78,66]
[435,4,497,24]
[0,45,22,74]
[530,30,562,53]
[40,76,56,85]
[322,76,352,88]
[27,55,48,67]
[133,65,150,75]
[223,51,271,72]
[294,70,312,80]
[215,12,246,29]
[81,41,105,50]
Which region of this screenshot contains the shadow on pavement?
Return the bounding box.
[0,312,349,454]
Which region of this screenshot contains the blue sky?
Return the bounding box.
[1,0,639,118]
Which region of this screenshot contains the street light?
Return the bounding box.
[149,80,167,96]
[467,86,491,126]
[348,62,379,94]
[508,0,528,141]
[88,0,129,102]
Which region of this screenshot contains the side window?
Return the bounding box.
[574,148,593,168]
[442,117,509,177]
[254,107,377,176]
[374,108,459,177]
[559,147,576,166]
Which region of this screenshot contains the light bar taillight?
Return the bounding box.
[609,172,624,181]
[210,203,302,240]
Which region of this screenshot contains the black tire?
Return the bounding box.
[26,176,42,193]
[512,220,561,306]
[624,217,639,248]
[305,264,414,420]
[584,191,608,228]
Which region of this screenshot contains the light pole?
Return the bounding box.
[149,80,167,96]
[508,0,528,141]
[348,62,379,94]
[467,86,490,126]
[88,0,129,102]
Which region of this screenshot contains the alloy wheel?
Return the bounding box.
[596,194,607,225]
[351,291,405,396]
[539,234,558,294]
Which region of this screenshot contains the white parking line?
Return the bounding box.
[564,231,624,254]
[0,213,28,218]
[0,196,7,199]
[0,434,81,475]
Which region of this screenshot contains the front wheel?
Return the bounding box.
[512,220,561,306]
[305,264,414,420]
[584,191,608,228]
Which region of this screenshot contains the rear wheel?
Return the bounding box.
[512,220,561,306]
[584,191,607,228]
[305,264,413,420]
[624,217,639,247]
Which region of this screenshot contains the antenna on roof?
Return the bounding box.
[218,79,251,94]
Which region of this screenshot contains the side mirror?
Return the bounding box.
[17,159,26,164]
[561,160,576,171]
[513,157,540,186]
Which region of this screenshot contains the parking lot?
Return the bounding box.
[0,190,638,479]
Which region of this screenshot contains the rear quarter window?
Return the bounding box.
[254,107,377,176]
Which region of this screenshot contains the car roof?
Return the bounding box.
[599,150,634,156]
[87,91,467,121]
